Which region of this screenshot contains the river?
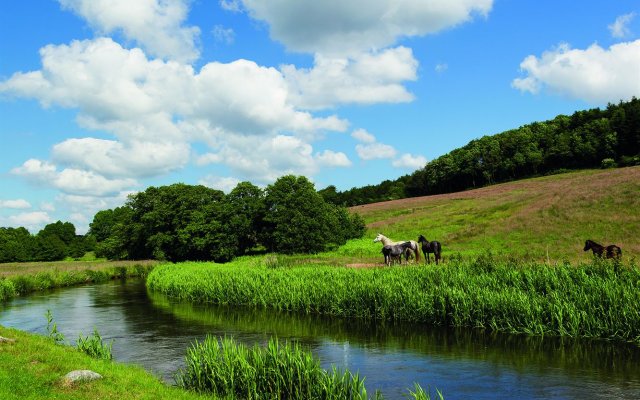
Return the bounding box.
[1,279,639,399]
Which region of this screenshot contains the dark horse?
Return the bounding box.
[382,241,414,266]
[417,235,442,265]
[584,239,622,259]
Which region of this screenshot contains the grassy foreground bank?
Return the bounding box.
[0,326,206,400]
[0,261,156,302]
[147,257,640,344]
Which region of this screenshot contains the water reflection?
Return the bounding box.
[1,279,639,400]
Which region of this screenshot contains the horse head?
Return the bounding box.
[417,234,426,243]
[373,233,384,243]
[584,240,594,251]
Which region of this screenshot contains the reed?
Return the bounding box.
[177,335,438,399]
[76,328,114,360]
[147,256,640,344]
[0,263,155,302]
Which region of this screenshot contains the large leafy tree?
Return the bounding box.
[0,227,35,262]
[261,175,360,254]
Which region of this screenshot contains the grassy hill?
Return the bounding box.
[350,166,639,263]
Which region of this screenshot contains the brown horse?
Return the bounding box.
[583,239,622,259]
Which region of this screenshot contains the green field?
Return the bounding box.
[350,166,639,263]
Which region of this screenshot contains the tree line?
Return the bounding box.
[0,221,95,263]
[322,98,640,206]
[1,176,365,263]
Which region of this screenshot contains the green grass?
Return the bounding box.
[354,167,640,262]
[0,262,155,302]
[177,335,376,399]
[147,257,640,344]
[0,325,208,400]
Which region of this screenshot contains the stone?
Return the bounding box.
[0,336,16,343]
[63,370,103,384]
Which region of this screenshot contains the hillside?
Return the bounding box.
[351,166,640,263]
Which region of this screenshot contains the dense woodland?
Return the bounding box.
[2,99,639,262]
[321,98,640,206]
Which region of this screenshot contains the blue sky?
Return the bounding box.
[1,0,639,234]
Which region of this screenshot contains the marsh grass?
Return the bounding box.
[148,257,640,344]
[0,262,156,302]
[178,335,436,399]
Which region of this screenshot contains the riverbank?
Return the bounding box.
[0,261,156,302]
[0,325,207,400]
[147,257,640,344]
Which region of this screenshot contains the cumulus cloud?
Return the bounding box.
[316,150,352,167]
[5,212,52,232]
[11,159,137,197]
[208,135,351,184]
[356,143,397,160]
[58,0,201,63]
[240,0,493,56]
[609,12,636,39]
[351,129,376,143]
[198,176,241,193]
[512,41,640,103]
[282,47,418,109]
[0,38,349,188]
[392,153,428,170]
[0,199,31,209]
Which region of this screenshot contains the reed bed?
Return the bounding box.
[0,262,155,302]
[147,256,640,344]
[177,336,375,399]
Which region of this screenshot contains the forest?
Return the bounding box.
[321,98,640,206]
[0,176,364,263]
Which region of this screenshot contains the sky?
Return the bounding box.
[1,0,639,234]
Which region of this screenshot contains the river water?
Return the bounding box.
[1,279,639,399]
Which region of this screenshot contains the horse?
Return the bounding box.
[382,241,414,266]
[417,234,442,265]
[374,233,420,263]
[583,239,622,259]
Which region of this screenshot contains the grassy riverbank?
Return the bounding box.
[0,261,156,302]
[0,325,207,400]
[147,257,640,344]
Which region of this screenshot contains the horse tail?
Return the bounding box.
[413,241,420,262]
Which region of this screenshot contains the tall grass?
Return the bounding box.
[0,263,155,302]
[77,328,114,360]
[147,256,640,344]
[178,335,437,399]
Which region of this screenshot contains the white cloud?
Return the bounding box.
[11,159,137,197]
[356,143,397,160]
[512,41,640,103]
[0,199,31,209]
[55,193,131,234]
[5,211,52,232]
[52,137,190,179]
[316,150,352,167]
[198,176,241,193]
[220,0,243,12]
[609,12,636,39]
[0,38,350,188]
[40,202,56,212]
[282,47,418,109]
[58,0,200,63]
[351,129,376,143]
[392,153,427,169]
[241,0,493,56]
[212,25,235,44]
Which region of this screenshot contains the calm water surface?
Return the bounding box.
[1,279,639,400]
